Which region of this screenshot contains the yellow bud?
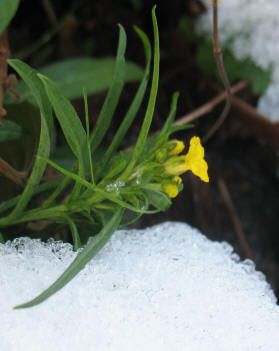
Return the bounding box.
[173,176,182,184]
[167,140,185,156]
[163,183,179,198]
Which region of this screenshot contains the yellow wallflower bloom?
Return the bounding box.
[163,183,179,198]
[184,136,209,183]
[163,136,209,183]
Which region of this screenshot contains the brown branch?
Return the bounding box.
[173,80,248,127]
[202,1,232,143]
[217,178,253,259]
[0,29,10,125]
[0,156,28,186]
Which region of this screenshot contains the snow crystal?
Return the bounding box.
[1,222,279,351]
[197,0,279,121]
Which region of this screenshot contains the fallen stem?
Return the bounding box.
[217,178,253,259]
[173,80,247,127]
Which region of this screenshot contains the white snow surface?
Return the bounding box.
[1,221,279,351]
[197,0,279,121]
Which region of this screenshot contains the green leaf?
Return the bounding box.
[8,60,53,133]
[38,74,89,185]
[121,5,160,178]
[100,156,127,182]
[9,58,143,105]
[0,0,20,35]
[83,88,94,185]
[63,214,81,251]
[160,92,180,135]
[14,207,124,309]
[90,25,127,153]
[143,188,171,211]
[0,119,24,142]
[96,26,152,179]
[4,59,52,221]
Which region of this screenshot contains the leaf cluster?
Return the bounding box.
[0,7,186,308]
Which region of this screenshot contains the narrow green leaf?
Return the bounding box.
[8,60,53,133]
[14,207,124,309]
[119,213,142,228]
[0,232,4,244]
[0,119,24,141]
[63,214,81,251]
[160,92,180,135]
[83,88,94,185]
[90,25,127,152]
[38,74,89,199]
[0,0,20,35]
[38,74,89,172]
[121,5,160,178]
[96,26,152,179]
[98,156,127,184]
[143,188,171,211]
[10,58,143,104]
[5,60,52,221]
[0,177,61,215]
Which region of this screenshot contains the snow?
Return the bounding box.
[197,0,279,121]
[1,221,279,351]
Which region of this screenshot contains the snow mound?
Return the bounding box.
[1,222,279,350]
[198,0,279,121]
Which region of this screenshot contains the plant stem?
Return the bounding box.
[0,29,9,125]
[202,0,232,142]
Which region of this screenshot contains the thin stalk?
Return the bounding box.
[202,0,232,143]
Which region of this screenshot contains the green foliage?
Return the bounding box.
[0,119,24,142]
[0,0,20,35]
[6,58,143,105]
[0,6,192,308]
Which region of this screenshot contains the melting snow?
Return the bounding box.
[1,222,279,350]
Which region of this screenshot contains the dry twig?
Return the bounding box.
[217,178,253,259]
[173,80,248,127]
[0,29,9,125]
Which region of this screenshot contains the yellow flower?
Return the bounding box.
[163,136,209,183]
[173,176,182,184]
[184,136,209,183]
[167,140,185,156]
[163,183,179,198]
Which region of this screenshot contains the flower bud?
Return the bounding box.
[155,148,168,162]
[167,140,185,156]
[163,183,179,198]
